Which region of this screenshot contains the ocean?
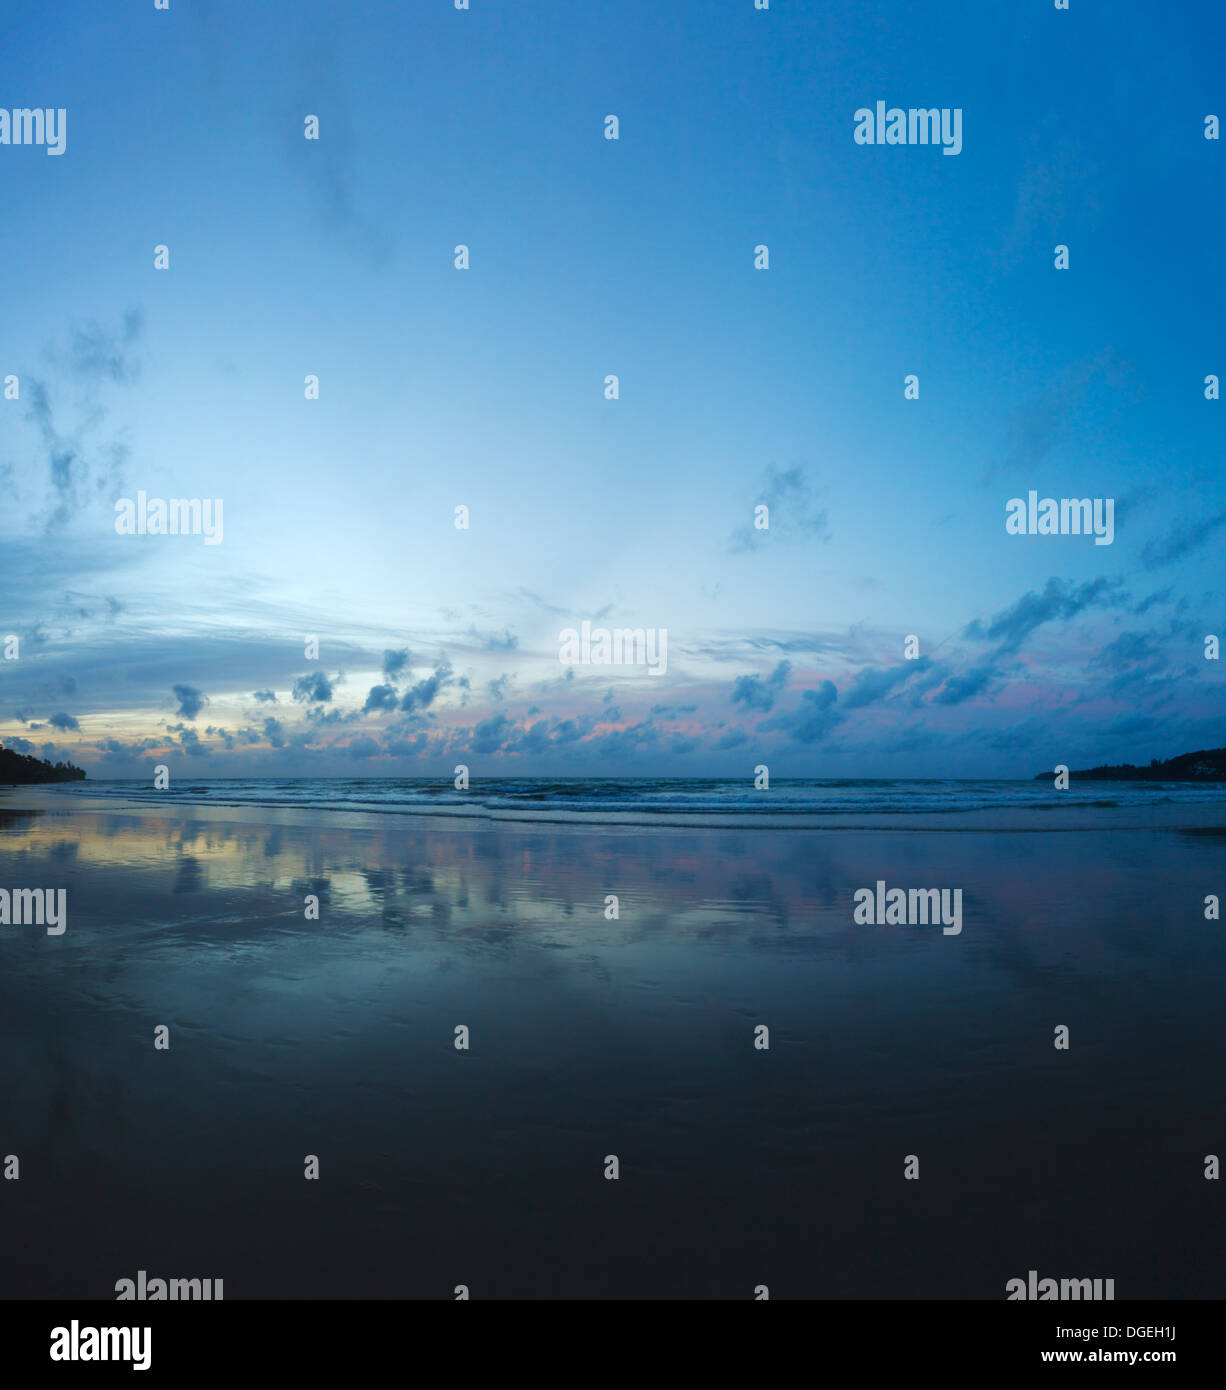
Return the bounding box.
[44,774,1226,826]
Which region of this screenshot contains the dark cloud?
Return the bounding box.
[1093,631,1162,670]
[1104,713,1162,738]
[382,648,410,681]
[363,683,400,713]
[292,670,334,703]
[730,659,791,712]
[1141,510,1226,571]
[172,684,207,720]
[470,712,514,754]
[759,680,840,743]
[48,711,79,731]
[305,704,360,726]
[964,577,1120,657]
[1130,588,1172,616]
[933,666,996,706]
[400,660,453,713]
[841,658,930,710]
[714,727,749,750]
[179,728,208,757]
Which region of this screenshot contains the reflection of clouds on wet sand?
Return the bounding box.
[1,801,1224,1299]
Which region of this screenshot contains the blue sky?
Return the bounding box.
[1,0,1224,778]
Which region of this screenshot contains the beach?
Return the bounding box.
[1,785,1224,1298]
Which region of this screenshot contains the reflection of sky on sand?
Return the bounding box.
[1,802,1224,1298]
[4,802,1220,977]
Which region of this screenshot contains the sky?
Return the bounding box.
[1,0,1224,780]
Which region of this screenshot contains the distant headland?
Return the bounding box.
[0,744,87,784]
[1034,747,1226,782]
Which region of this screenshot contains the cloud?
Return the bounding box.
[841,658,930,710]
[48,711,79,731]
[305,704,360,727]
[933,666,996,706]
[714,727,749,750]
[470,627,518,652]
[69,311,143,384]
[292,670,334,703]
[730,660,791,712]
[285,37,392,267]
[759,680,841,743]
[400,659,454,713]
[693,631,849,662]
[964,577,1120,657]
[1092,631,1163,670]
[252,689,277,703]
[511,588,569,618]
[470,711,514,754]
[166,722,209,756]
[1104,713,1162,739]
[382,648,410,681]
[729,467,830,552]
[1141,510,1226,571]
[1130,588,1172,616]
[172,684,207,719]
[21,312,143,530]
[990,361,1113,482]
[363,683,400,713]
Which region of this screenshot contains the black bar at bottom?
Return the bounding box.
[0,1299,1208,1377]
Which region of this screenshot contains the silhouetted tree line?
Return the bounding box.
[1035,748,1226,782]
[0,744,87,783]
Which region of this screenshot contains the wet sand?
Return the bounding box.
[1,790,1223,1298]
